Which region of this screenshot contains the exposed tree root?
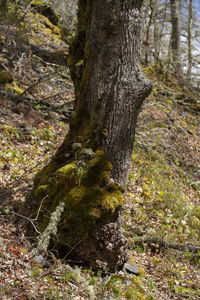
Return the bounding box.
[132,235,200,253]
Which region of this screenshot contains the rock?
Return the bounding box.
[31,1,59,25]
[124,263,139,275]
[32,255,49,268]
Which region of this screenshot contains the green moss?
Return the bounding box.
[26,12,63,47]
[143,64,182,91]
[68,186,87,204]
[66,184,123,214]
[56,162,79,186]
[0,71,13,83]
[34,184,48,199]
[6,81,23,95]
[31,149,124,247]
[34,161,57,187]
[84,150,112,185]
[101,189,123,212]
[32,0,46,5]
[143,65,165,81]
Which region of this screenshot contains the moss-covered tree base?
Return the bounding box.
[26,149,128,271]
[68,215,128,272]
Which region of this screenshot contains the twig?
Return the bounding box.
[34,195,48,221]
[10,210,40,234]
[20,73,54,96]
[38,89,70,102]
[63,239,83,260]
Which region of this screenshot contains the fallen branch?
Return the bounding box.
[0,88,74,110]
[10,210,40,234]
[20,72,56,96]
[30,44,68,66]
[132,235,200,253]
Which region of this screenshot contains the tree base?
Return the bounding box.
[68,216,128,272]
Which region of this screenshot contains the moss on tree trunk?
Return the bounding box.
[26,0,152,271]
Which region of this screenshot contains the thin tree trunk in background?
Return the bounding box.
[158,0,167,61]
[187,0,193,80]
[170,0,182,73]
[0,0,8,16]
[144,0,154,65]
[153,0,159,63]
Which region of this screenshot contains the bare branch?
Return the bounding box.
[132,235,200,253]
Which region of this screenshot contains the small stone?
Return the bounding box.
[72,143,82,151]
[124,263,139,275]
[32,255,49,267]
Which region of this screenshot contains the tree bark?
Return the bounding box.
[170,0,182,73]
[0,0,8,17]
[153,0,159,63]
[144,0,154,65]
[187,0,193,81]
[68,0,152,185]
[26,0,152,271]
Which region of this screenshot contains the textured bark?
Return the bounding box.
[170,0,182,72]
[67,0,152,186]
[72,214,128,272]
[187,0,193,80]
[27,0,152,271]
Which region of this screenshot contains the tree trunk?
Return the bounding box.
[26,0,152,271]
[0,0,8,17]
[170,0,182,73]
[153,0,159,63]
[187,0,193,81]
[158,0,167,62]
[144,0,154,65]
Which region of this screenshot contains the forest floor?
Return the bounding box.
[0,2,200,300]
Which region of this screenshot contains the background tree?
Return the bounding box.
[144,0,154,64]
[187,0,193,80]
[170,0,182,73]
[0,0,8,17]
[26,0,152,271]
[153,0,159,63]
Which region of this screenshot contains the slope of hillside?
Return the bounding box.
[0,2,199,299]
